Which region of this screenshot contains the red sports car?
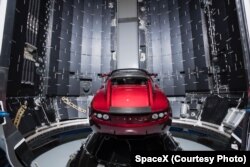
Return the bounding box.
[89,69,172,135]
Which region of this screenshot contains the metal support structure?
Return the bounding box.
[202,0,220,92]
[201,0,230,94]
[235,0,250,151]
[43,0,54,96]
[200,1,213,91]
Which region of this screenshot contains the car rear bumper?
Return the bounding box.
[90,119,171,135]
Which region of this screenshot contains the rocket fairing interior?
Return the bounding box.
[0,0,250,166]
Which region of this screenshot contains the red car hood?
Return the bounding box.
[111,85,149,107]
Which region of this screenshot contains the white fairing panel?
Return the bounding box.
[0,0,8,55]
[244,0,250,41]
[117,0,139,69]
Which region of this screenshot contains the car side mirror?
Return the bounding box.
[149,73,158,77]
[97,73,110,78]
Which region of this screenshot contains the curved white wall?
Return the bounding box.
[0,0,7,55]
[117,0,139,69]
[243,0,250,41]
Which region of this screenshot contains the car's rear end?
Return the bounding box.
[89,69,172,135]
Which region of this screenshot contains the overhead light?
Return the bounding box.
[97,164,105,167]
[108,2,114,9]
[141,7,146,12]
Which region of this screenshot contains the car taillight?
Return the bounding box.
[97,113,103,119]
[93,112,110,121]
[151,110,169,120]
[152,114,158,120]
[159,113,164,118]
[103,114,109,120]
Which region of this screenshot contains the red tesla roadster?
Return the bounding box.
[89,69,172,135]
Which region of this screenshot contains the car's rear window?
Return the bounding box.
[111,77,148,85]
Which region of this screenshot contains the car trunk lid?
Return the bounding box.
[110,85,150,107]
